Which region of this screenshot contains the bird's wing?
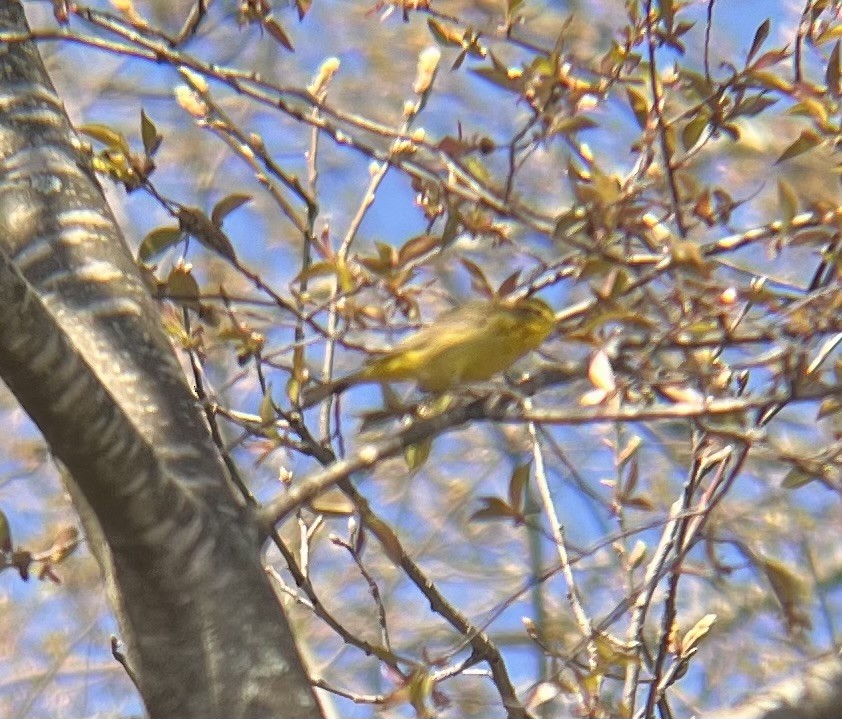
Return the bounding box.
[395,302,494,353]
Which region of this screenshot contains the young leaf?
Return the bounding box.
[461,258,494,298]
[178,206,237,261]
[139,226,183,262]
[626,88,649,130]
[780,467,819,489]
[589,349,616,392]
[264,17,294,51]
[0,509,11,552]
[79,123,131,154]
[827,40,841,97]
[681,614,717,656]
[427,18,464,48]
[46,526,80,565]
[761,557,810,632]
[733,93,778,118]
[165,262,200,310]
[657,0,674,30]
[404,437,433,471]
[508,462,531,513]
[295,0,311,20]
[497,270,521,298]
[259,386,278,438]
[817,396,842,419]
[747,19,771,65]
[211,194,252,227]
[470,496,518,522]
[775,130,822,164]
[140,109,162,157]
[682,111,708,150]
[777,179,798,224]
[366,516,404,565]
[310,488,355,516]
[398,234,439,265]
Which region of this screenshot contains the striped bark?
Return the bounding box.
[0,2,323,717]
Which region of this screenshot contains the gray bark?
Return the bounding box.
[0,2,324,716]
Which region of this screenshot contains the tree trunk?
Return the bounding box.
[0,2,324,717]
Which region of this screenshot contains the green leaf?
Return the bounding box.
[310,488,355,516]
[294,260,341,283]
[781,467,818,489]
[441,209,461,247]
[79,123,131,154]
[761,556,808,631]
[507,0,526,19]
[264,17,294,51]
[777,179,798,224]
[817,396,842,419]
[464,156,491,184]
[470,65,523,94]
[751,69,792,92]
[626,88,649,130]
[663,123,677,160]
[367,516,403,565]
[406,669,436,719]
[787,99,829,126]
[732,94,778,118]
[139,226,183,262]
[682,111,708,150]
[550,116,598,135]
[398,234,439,265]
[140,109,162,157]
[775,130,822,164]
[817,22,842,45]
[404,437,432,471]
[259,386,279,438]
[211,193,252,227]
[165,263,200,309]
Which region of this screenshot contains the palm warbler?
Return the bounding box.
[301,296,555,406]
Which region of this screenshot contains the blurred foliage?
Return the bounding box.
[2,1,842,718]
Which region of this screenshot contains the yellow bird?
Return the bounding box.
[302,296,555,406]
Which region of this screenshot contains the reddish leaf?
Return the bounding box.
[460,258,494,298]
[508,462,531,513]
[398,234,439,265]
[827,41,841,97]
[470,496,517,522]
[747,19,770,65]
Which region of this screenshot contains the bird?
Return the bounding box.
[300,295,555,407]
